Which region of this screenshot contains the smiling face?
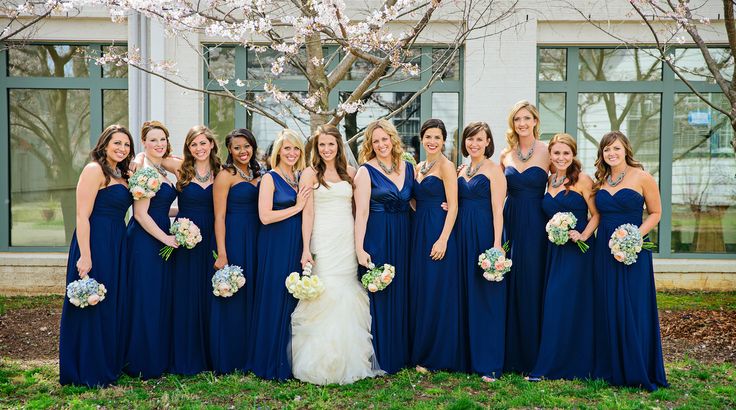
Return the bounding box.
[143,129,168,159]
[550,141,574,173]
[188,134,214,161]
[317,133,339,163]
[464,130,490,160]
[421,127,444,156]
[513,108,538,139]
[371,127,393,161]
[106,132,132,165]
[229,136,252,166]
[279,139,301,168]
[602,138,626,168]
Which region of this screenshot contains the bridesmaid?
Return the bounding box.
[592,131,668,391]
[456,122,507,381]
[169,125,221,375]
[409,118,462,373]
[250,129,310,380]
[354,119,413,374]
[124,121,178,379]
[527,133,599,381]
[59,124,134,387]
[210,129,261,374]
[500,100,550,374]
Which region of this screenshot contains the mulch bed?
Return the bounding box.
[1,305,734,364]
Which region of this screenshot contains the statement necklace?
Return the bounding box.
[236,165,254,181]
[516,143,535,162]
[279,167,299,189]
[376,158,395,175]
[147,156,168,177]
[607,167,627,187]
[419,159,437,175]
[550,172,566,188]
[195,168,212,183]
[466,161,483,178]
[110,166,122,179]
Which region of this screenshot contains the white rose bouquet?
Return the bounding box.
[609,223,656,265]
[66,276,107,308]
[128,167,162,200]
[545,211,589,252]
[285,262,324,300]
[159,217,202,261]
[360,263,396,293]
[212,265,246,297]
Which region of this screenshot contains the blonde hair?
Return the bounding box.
[270,129,306,171]
[505,100,541,151]
[358,119,404,168]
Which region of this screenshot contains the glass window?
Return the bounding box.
[348,48,422,81]
[432,93,460,163]
[8,45,89,77]
[432,48,460,80]
[247,49,305,80]
[539,48,566,81]
[208,94,235,158]
[247,92,311,165]
[671,93,736,253]
[538,93,566,141]
[672,48,734,84]
[579,48,661,81]
[101,46,128,78]
[103,90,129,128]
[9,89,91,246]
[206,47,236,80]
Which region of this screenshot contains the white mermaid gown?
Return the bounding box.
[290,181,384,385]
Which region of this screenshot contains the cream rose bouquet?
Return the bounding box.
[159,217,202,261]
[212,265,246,297]
[66,276,107,308]
[478,245,512,282]
[608,223,656,265]
[285,262,325,300]
[360,263,396,292]
[545,211,589,252]
[128,167,162,200]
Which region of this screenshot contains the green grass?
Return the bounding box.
[0,295,63,315]
[0,359,733,409]
[656,291,736,310]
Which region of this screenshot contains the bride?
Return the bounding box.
[290,125,383,385]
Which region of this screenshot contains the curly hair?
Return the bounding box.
[593,131,644,192]
[504,100,540,152]
[311,124,352,188]
[177,125,221,191]
[358,119,404,169]
[90,124,134,185]
[548,133,582,191]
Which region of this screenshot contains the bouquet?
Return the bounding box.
[401,152,417,166]
[159,218,202,261]
[360,263,396,293]
[478,243,512,282]
[128,167,162,200]
[66,276,107,308]
[545,211,589,252]
[212,265,246,297]
[285,262,324,300]
[609,223,656,265]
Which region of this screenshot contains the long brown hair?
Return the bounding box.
[141,120,172,158]
[548,133,582,191]
[593,131,644,191]
[223,128,261,177]
[90,124,134,185]
[358,119,404,168]
[504,100,540,152]
[311,124,352,188]
[177,125,221,191]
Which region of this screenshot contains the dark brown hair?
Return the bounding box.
[141,120,172,158]
[177,125,222,191]
[593,131,644,191]
[420,118,447,141]
[223,128,261,177]
[90,124,135,185]
[461,121,494,158]
[548,133,582,191]
[311,124,352,188]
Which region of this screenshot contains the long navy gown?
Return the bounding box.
[409,175,463,371]
[530,190,594,380]
[361,163,413,374]
[503,165,548,374]
[457,174,505,378]
[170,183,216,375]
[209,181,260,374]
[59,184,132,387]
[250,171,302,380]
[593,188,668,391]
[124,182,177,379]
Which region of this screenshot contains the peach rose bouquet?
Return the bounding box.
[128,167,162,200]
[66,276,107,308]
[360,262,396,293]
[212,265,246,297]
[478,244,511,282]
[159,217,202,261]
[608,223,656,265]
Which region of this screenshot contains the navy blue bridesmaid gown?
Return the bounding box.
[593,188,668,391]
[249,171,302,380]
[457,174,505,378]
[530,190,594,380]
[503,165,548,374]
[124,182,177,379]
[59,184,132,387]
[361,163,413,374]
[209,181,259,374]
[409,175,463,371]
[170,182,216,375]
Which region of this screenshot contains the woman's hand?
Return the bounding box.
[430,238,448,261]
[76,255,92,278]
[301,250,315,269]
[357,249,372,268]
[214,253,229,270]
[162,235,179,248]
[493,244,506,257]
[295,186,312,211]
[569,230,583,242]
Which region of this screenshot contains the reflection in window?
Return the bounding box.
[103,90,129,128]
[246,92,311,165]
[247,49,305,80]
[432,93,459,163]
[538,93,566,141]
[538,48,566,81]
[579,48,661,81]
[207,94,235,158]
[206,47,236,80]
[348,48,421,81]
[671,93,736,253]
[672,48,734,84]
[9,45,89,77]
[432,48,461,80]
[102,46,128,78]
[10,89,91,246]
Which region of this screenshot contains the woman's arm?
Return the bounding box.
[431,160,459,261]
[639,171,662,236]
[74,163,104,278]
[572,173,600,242]
[300,168,317,268]
[161,156,184,174]
[133,191,178,247]
[353,166,372,267]
[488,161,507,250]
[213,171,231,269]
[258,173,310,225]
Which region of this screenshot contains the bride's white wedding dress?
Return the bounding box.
[290,180,384,385]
